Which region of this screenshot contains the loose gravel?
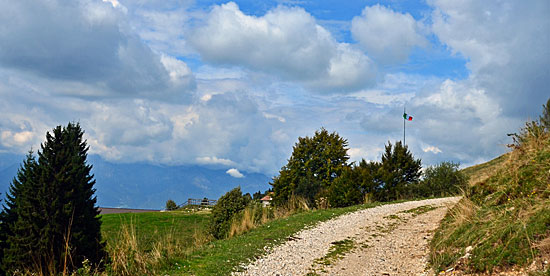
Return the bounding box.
[233,197,460,276]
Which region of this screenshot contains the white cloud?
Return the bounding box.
[226,168,244,178]
[189,2,376,93]
[263,112,286,123]
[196,156,234,166]
[429,0,550,116]
[352,90,414,106]
[351,4,427,64]
[0,131,34,148]
[422,146,442,154]
[0,0,195,99]
[347,146,384,164]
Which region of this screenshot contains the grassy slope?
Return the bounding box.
[165,202,387,275]
[461,153,509,186]
[430,134,550,273]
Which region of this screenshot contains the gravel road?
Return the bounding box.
[233,197,460,276]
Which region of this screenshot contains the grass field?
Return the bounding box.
[100,210,211,275]
[101,211,210,251]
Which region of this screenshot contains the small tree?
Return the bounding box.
[377,141,422,201]
[418,162,468,197]
[271,128,349,207]
[0,151,39,272]
[209,187,250,239]
[355,159,383,199]
[165,199,178,211]
[327,166,362,208]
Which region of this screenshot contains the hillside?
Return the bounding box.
[431,126,550,274]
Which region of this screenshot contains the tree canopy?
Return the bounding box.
[377,141,422,201]
[271,128,349,207]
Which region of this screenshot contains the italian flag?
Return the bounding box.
[403,113,413,121]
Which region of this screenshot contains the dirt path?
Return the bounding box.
[234,197,460,276]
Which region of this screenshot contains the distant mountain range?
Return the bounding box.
[0,153,272,209]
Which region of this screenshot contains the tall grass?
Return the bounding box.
[229,195,309,238]
[430,122,550,273]
[105,217,212,276]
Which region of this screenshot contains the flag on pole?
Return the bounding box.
[403,113,413,121]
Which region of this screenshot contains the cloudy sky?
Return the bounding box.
[0,0,548,177]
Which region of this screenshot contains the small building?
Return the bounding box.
[260,194,273,207]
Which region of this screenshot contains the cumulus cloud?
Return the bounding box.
[226,168,244,178]
[423,146,442,154]
[351,4,427,64]
[0,131,34,148]
[0,0,195,99]
[196,156,234,166]
[189,2,376,93]
[429,0,550,116]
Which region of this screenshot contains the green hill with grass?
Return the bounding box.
[430,123,550,274]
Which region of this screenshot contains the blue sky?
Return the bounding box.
[0,0,548,178]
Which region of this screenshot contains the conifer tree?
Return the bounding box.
[0,151,39,273]
[1,123,106,274]
[378,141,422,201]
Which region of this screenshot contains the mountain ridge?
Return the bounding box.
[0,153,272,209]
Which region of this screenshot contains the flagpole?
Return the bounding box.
[403,106,406,145]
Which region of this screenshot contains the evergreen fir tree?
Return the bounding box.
[0,151,39,273]
[378,141,422,201]
[1,123,106,274]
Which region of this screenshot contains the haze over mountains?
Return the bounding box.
[0,153,271,209]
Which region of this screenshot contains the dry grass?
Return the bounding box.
[447,198,479,228]
[229,207,256,238]
[229,195,310,238]
[431,122,550,273]
[535,237,550,261]
[462,153,511,187]
[105,218,211,276]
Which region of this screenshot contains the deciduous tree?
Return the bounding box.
[271,128,349,207]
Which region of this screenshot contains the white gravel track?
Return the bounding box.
[233,197,460,276]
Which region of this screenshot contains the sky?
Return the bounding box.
[0,0,548,178]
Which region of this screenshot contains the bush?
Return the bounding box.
[209,187,250,239]
[165,199,177,211]
[417,161,468,198]
[327,166,363,208]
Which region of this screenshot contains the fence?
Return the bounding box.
[178,198,217,208]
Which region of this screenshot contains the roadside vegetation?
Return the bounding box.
[430,98,550,274]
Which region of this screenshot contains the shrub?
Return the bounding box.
[165,199,177,211]
[417,161,468,198]
[327,166,363,208]
[209,187,250,239]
